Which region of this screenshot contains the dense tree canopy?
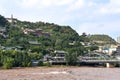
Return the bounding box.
[0,15,8,27]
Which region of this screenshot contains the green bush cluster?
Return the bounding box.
[0,50,31,69]
[43,61,52,67]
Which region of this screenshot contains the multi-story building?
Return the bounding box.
[116,46,120,53]
[112,46,120,60]
[0,27,7,38]
[117,36,120,44]
[43,50,68,62]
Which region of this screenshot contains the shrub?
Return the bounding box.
[43,61,52,67]
[3,57,14,69]
[38,60,43,66]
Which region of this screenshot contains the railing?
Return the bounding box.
[81,59,120,63]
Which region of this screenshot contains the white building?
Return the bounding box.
[117,36,120,44]
[98,45,117,55]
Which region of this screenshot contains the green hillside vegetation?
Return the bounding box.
[10,21,84,53]
[0,14,117,68]
[89,34,116,45]
[0,15,89,68]
[0,15,9,27]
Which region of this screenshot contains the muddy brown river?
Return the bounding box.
[0,67,119,80]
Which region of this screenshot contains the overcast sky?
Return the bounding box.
[1,0,120,40]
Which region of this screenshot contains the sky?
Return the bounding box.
[0,0,120,40]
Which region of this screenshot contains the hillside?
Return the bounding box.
[89,34,116,45]
[0,14,116,53]
[0,15,85,54]
[0,15,118,68]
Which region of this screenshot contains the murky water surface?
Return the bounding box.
[0,67,119,80]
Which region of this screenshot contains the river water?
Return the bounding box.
[0,67,119,80]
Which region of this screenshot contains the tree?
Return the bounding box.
[3,57,14,69]
[0,50,32,68]
[65,53,77,66]
[38,59,43,66]
[21,52,31,67]
[87,46,99,51]
[0,15,8,27]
